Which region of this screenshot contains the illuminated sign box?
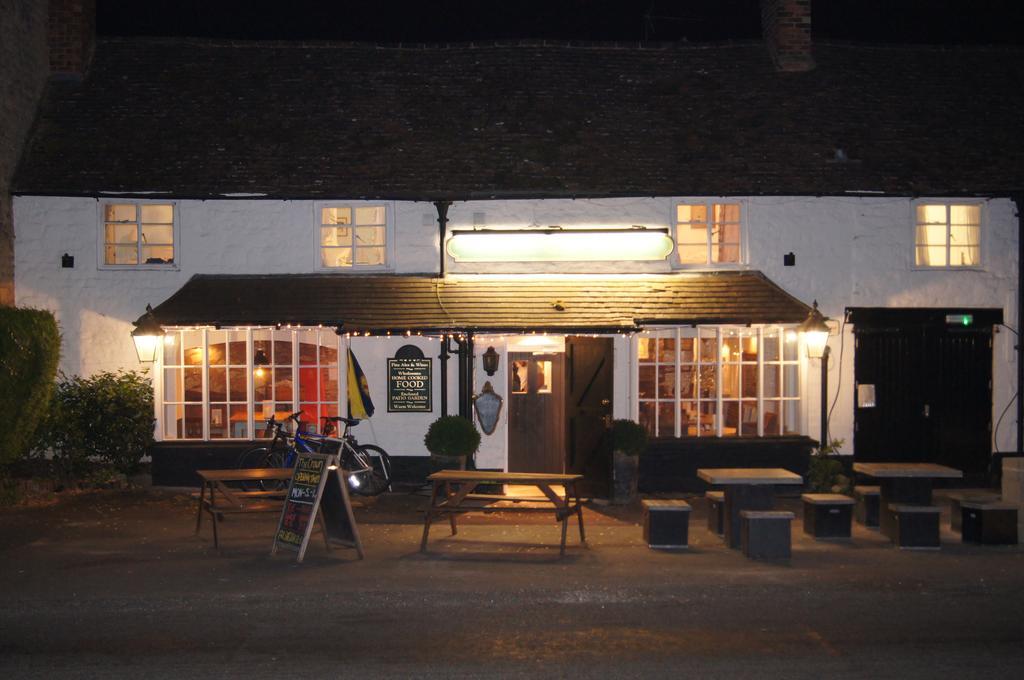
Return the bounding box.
[446,228,674,262]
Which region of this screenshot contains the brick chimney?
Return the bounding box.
[761,0,814,72]
[49,0,95,76]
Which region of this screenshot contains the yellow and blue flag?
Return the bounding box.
[347,349,375,418]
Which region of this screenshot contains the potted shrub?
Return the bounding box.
[609,419,648,505]
[808,438,852,494]
[424,415,481,471]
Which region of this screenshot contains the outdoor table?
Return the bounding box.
[852,462,963,540]
[195,468,293,548]
[697,468,804,549]
[420,470,586,557]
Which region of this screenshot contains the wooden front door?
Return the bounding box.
[565,337,614,495]
[507,352,565,473]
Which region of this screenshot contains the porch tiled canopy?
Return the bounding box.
[146,272,812,332]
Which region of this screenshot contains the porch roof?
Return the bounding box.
[147,272,812,333]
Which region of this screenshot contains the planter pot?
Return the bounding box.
[610,450,639,505]
[430,454,467,473]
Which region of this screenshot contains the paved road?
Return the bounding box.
[1,491,1022,678]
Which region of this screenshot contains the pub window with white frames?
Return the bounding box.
[913,202,982,268]
[160,328,341,441]
[675,202,742,265]
[100,201,177,268]
[317,204,389,270]
[637,326,801,438]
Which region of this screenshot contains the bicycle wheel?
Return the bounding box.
[236,446,272,490]
[348,444,392,496]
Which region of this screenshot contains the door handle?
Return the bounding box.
[600,399,610,406]
[923,404,930,418]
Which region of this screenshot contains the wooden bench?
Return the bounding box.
[889,504,941,550]
[420,470,586,557]
[948,491,1000,532]
[801,493,855,539]
[740,510,794,559]
[705,490,725,536]
[960,500,1018,545]
[642,499,691,549]
[853,485,880,528]
[195,468,292,548]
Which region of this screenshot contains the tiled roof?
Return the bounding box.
[148,272,812,331]
[14,38,1024,198]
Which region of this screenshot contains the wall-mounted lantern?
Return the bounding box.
[131,304,164,363]
[798,300,831,444]
[482,346,500,376]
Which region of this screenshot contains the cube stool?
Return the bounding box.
[706,490,725,536]
[801,493,855,539]
[854,485,880,528]
[889,505,941,549]
[740,510,794,559]
[948,491,1000,532]
[642,499,691,549]
[961,501,1018,545]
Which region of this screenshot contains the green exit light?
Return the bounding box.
[945,313,973,326]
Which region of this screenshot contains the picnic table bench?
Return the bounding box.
[195,468,293,548]
[420,470,586,556]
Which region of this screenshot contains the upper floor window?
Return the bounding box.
[102,203,175,266]
[675,203,741,265]
[319,205,387,269]
[914,203,980,268]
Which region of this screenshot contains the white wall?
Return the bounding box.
[14,194,1019,460]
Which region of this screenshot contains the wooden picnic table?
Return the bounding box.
[195,468,294,548]
[419,470,586,557]
[852,462,963,539]
[697,467,804,549]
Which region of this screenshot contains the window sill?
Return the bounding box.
[99,263,181,272]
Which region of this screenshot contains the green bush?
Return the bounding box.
[610,419,648,456]
[40,370,155,480]
[0,308,61,468]
[808,438,851,494]
[424,415,481,458]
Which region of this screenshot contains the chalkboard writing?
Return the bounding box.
[271,451,364,563]
[387,358,432,412]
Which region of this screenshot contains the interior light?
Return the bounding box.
[446,228,674,262]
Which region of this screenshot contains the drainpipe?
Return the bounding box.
[439,335,449,417]
[1017,194,1023,457]
[435,200,451,277]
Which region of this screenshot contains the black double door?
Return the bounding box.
[853,324,992,475]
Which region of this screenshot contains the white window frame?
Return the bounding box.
[155,327,344,442]
[635,325,802,438]
[314,201,394,272]
[672,200,746,268]
[97,199,180,270]
[910,199,984,271]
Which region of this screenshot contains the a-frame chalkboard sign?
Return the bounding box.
[271,451,364,563]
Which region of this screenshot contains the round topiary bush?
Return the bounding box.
[610,419,648,456]
[424,415,481,459]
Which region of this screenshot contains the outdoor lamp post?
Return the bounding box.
[799,301,831,445]
[131,304,164,363]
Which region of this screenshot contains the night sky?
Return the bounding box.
[96,0,1024,44]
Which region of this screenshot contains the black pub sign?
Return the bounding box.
[387,358,432,412]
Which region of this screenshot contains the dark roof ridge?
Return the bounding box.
[814,38,1024,54]
[95,34,761,52]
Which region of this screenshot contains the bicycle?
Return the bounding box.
[236,413,392,496]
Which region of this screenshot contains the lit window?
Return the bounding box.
[914,203,980,267]
[638,326,800,438]
[675,203,741,265]
[160,328,340,441]
[102,203,175,266]
[319,205,387,268]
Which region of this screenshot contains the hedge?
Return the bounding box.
[0,308,61,467]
